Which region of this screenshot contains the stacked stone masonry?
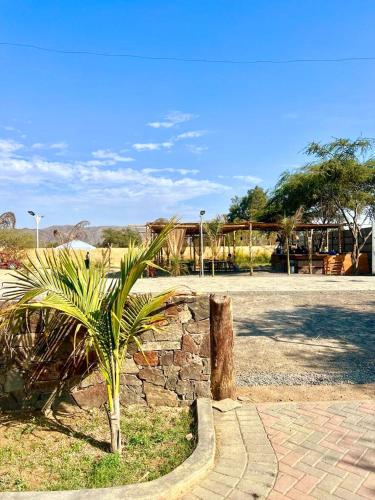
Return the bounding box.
[0,296,211,409]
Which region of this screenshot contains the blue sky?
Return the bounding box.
[1,1,375,227]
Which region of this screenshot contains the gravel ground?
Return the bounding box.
[233,291,375,387]
[237,370,375,386]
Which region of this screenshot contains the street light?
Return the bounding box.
[27,211,44,249]
[199,210,206,277]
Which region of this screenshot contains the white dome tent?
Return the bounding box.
[55,240,96,250]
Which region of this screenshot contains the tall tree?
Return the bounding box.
[304,138,375,273]
[269,138,375,273]
[100,227,142,247]
[228,186,268,222]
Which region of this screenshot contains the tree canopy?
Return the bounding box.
[100,227,142,247]
[0,229,35,250]
[227,186,268,222]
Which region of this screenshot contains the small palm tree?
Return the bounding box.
[1,223,175,453]
[204,217,223,277]
[279,207,303,275]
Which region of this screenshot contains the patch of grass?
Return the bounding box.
[235,250,271,269]
[0,407,195,492]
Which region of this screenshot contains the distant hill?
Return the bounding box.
[18,225,146,246]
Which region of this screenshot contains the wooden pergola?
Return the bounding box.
[146,221,344,274]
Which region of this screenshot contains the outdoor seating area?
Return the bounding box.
[146,220,371,276]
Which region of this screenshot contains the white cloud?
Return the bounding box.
[148,111,196,129]
[0,139,23,155]
[233,175,262,184]
[50,142,68,150]
[175,130,205,141]
[0,136,229,211]
[141,167,199,175]
[132,142,173,152]
[31,142,68,151]
[186,145,208,155]
[92,149,134,163]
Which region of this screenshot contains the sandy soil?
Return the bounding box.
[237,383,375,403]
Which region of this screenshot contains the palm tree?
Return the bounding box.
[279,207,303,275]
[1,222,175,453]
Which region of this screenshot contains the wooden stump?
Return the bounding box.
[210,294,236,400]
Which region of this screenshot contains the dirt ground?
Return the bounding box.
[237,383,375,403]
[233,291,375,381]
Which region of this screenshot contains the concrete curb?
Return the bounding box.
[0,398,215,500]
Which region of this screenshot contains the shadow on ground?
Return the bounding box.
[233,293,375,383]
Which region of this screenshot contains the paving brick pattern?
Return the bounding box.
[258,400,375,499]
[182,405,277,499]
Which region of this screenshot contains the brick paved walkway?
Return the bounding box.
[183,405,277,499]
[259,401,375,499]
[183,400,375,499]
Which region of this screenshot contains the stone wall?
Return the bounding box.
[0,296,211,410]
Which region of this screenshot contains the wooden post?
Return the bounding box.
[308,229,313,275]
[338,227,342,254]
[249,222,253,276]
[233,231,236,258]
[210,294,236,400]
[193,236,197,272]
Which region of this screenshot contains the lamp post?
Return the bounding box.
[199,210,205,277]
[27,211,44,249]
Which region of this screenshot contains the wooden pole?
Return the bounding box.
[193,236,197,272]
[249,222,253,276]
[210,295,236,400]
[308,229,313,275]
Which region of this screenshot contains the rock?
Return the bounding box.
[174,351,192,366]
[121,385,146,405]
[186,433,194,441]
[54,401,81,415]
[143,383,178,407]
[121,374,142,386]
[182,334,199,354]
[160,352,174,366]
[199,334,210,358]
[188,297,209,321]
[178,305,193,324]
[163,365,180,377]
[154,323,183,341]
[71,383,107,408]
[212,399,242,413]
[164,305,180,318]
[139,331,154,342]
[122,357,139,374]
[180,363,203,381]
[165,375,178,391]
[184,318,210,335]
[138,367,165,386]
[4,369,24,393]
[194,381,212,398]
[176,379,193,395]
[142,341,181,351]
[79,370,103,388]
[164,367,180,390]
[202,358,210,375]
[133,351,159,367]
